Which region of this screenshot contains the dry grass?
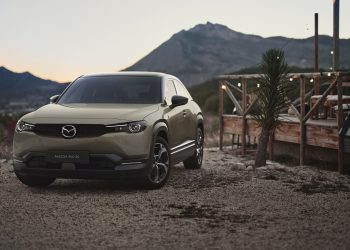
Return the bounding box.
[203,114,232,147]
[0,140,12,159]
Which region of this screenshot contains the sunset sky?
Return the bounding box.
[1,0,349,82]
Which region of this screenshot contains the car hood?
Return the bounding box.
[23,103,160,124]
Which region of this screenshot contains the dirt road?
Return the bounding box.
[1,149,350,250]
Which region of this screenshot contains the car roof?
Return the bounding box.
[81,71,177,79]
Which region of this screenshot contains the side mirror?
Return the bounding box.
[50,95,60,104]
[170,95,188,108]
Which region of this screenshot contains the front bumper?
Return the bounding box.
[13,152,149,179]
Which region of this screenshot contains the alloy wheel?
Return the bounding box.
[149,142,170,184]
[196,129,204,165]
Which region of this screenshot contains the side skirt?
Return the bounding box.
[170,140,196,165]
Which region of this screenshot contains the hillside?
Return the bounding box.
[0,67,66,108]
[126,22,350,86]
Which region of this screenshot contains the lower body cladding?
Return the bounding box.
[13,152,149,179]
[170,140,196,165]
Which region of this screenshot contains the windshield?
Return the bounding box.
[58,75,162,104]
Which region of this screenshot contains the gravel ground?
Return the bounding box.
[1,149,350,250]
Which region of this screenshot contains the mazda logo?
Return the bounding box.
[61,125,77,138]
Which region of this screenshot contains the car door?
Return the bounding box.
[163,79,184,148]
[172,79,197,142]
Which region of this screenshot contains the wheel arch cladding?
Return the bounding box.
[153,121,168,142]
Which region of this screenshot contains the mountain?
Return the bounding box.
[125,22,350,86]
[0,66,66,109]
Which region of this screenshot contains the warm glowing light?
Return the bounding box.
[237,82,241,87]
[221,85,226,90]
[289,77,293,82]
[327,73,331,76]
[257,83,260,88]
[331,51,334,54]
[310,79,314,83]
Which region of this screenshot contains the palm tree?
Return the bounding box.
[252,49,293,167]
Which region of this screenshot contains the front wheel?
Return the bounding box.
[15,172,56,187]
[183,128,204,169]
[141,137,171,189]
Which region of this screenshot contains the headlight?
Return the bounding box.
[106,121,147,133]
[128,121,147,133]
[16,120,35,132]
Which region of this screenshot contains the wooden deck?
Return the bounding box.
[218,72,350,172]
[223,114,339,149]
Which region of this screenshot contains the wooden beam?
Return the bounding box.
[244,97,258,116]
[300,77,306,166]
[219,81,224,150]
[216,71,347,81]
[303,77,338,122]
[289,104,301,121]
[223,83,243,115]
[337,76,344,173]
[224,80,242,94]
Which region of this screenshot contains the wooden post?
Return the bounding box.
[314,13,319,73]
[242,78,247,155]
[333,0,340,71]
[268,132,274,161]
[314,76,320,95]
[337,75,344,173]
[219,81,224,150]
[300,77,306,166]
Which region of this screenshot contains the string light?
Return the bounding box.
[331,51,334,55]
[257,83,260,88]
[289,77,293,82]
[310,79,314,83]
[327,73,331,76]
[221,85,226,90]
[238,82,241,87]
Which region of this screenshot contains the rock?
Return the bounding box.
[246,166,254,171]
[232,163,246,170]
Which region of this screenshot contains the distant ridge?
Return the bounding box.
[0,66,66,108]
[125,22,350,86]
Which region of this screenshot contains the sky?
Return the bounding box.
[1,0,349,82]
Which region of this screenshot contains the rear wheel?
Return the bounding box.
[141,137,171,189]
[183,128,204,169]
[15,173,56,187]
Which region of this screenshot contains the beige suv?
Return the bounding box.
[13,72,204,189]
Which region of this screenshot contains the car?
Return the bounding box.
[13,72,204,189]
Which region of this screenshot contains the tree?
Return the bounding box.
[252,49,294,167]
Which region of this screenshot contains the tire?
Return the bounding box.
[15,172,55,187]
[183,127,204,169]
[141,137,171,189]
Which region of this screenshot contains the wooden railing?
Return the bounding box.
[217,72,350,173]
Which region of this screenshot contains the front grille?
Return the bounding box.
[26,155,116,170]
[34,124,106,138]
[27,156,60,169]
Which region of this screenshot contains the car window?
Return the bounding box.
[173,79,192,100]
[58,75,162,104]
[164,80,177,105]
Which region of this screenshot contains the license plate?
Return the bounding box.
[47,151,89,164]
